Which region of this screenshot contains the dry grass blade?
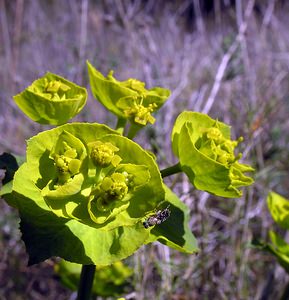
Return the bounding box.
[1,0,289,299]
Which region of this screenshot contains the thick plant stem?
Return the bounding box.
[77,264,96,300]
[127,124,140,140]
[160,162,182,178]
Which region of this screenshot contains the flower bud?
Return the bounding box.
[89,141,122,168]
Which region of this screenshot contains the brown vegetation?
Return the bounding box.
[1,0,289,299]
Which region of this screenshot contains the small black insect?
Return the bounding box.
[143,206,171,229]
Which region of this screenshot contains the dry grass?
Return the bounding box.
[1,0,289,299]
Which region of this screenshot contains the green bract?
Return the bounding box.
[87,61,170,126]
[262,231,289,274]
[13,72,87,125]
[253,231,289,274]
[267,191,289,229]
[253,192,289,274]
[146,185,198,254]
[11,123,166,265]
[171,111,254,198]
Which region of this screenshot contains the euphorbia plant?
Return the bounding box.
[255,192,289,272]
[253,192,289,299]
[170,111,254,197]
[13,72,87,125]
[0,61,254,299]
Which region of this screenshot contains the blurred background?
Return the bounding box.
[1,0,289,299]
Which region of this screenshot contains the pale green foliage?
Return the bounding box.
[87,61,170,126]
[13,72,87,125]
[3,66,255,267]
[171,111,254,197]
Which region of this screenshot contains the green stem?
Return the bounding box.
[160,162,182,178]
[115,118,126,135]
[77,264,96,300]
[127,124,141,140]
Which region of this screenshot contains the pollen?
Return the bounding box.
[123,98,157,126]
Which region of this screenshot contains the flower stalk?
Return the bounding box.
[160,162,182,178]
[115,117,127,135]
[77,264,96,300]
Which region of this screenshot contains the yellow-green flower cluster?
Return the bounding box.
[197,125,243,167]
[87,61,170,127]
[36,78,71,101]
[90,172,130,213]
[53,142,81,185]
[172,111,254,198]
[119,96,158,125]
[90,141,122,168]
[13,72,87,125]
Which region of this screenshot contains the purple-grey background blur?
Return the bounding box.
[1,1,289,299]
